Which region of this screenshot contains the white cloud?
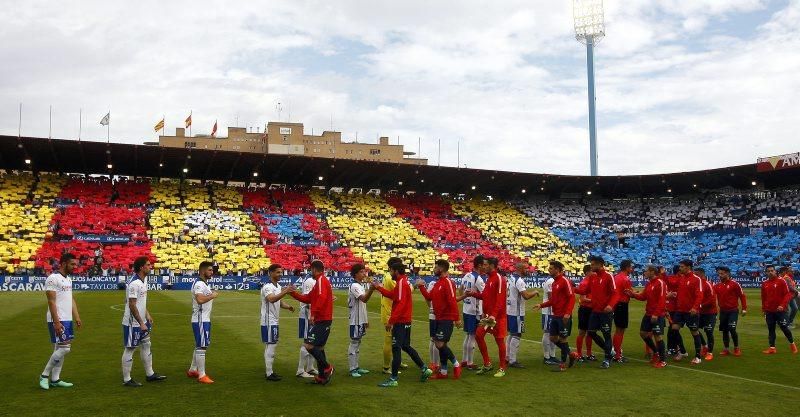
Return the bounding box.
[0,0,798,176]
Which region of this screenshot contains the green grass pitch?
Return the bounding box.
[1,289,797,416]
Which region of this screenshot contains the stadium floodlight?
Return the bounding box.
[253,172,258,177]
[751,181,757,186]
[318,176,324,181]
[107,164,113,169]
[574,0,605,176]
[398,181,403,185]
[471,185,476,190]
[183,168,188,173]
[159,163,163,167]
[521,189,527,194]
[24,158,31,164]
[667,188,672,193]
[586,190,592,195]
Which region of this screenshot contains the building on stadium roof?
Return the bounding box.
[156,121,428,166]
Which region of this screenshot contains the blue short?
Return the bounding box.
[429,319,436,338]
[261,325,279,344]
[192,321,212,348]
[672,312,699,331]
[507,315,525,334]
[48,321,74,344]
[462,313,479,334]
[298,318,310,339]
[350,323,367,340]
[122,321,151,347]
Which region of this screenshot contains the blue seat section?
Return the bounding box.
[552,227,800,277]
[259,214,314,241]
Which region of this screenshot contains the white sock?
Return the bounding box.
[195,349,206,377]
[509,336,521,363]
[463,334,475,364]
[122,347,136,382]
[297,346,307,374]
[264,343,276,376]
[41,345,58,377]
[549,339,558,358]
[190,349,197,371]
[542,333,551,358]
[49,344,71,381]
[348,339,361,371]
[140,338,154,376]
[429,339,440,365]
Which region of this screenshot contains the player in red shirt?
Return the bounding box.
[575,265,595,361]
[779,266,798,328]
[415,259,462,380]
[713,266,747,356]
[533,260,579,371]
[664,265,684,357]
[575,255,619,369]
[695,268,717,361]
[612,260,634,362]
[288,260,334,385]
[760,265,797,354]
[667,260,704,364]
[373,262,433,387]
[626,265,668,368]
[466,257,508,377]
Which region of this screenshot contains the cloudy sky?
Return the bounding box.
[1,0,798,175]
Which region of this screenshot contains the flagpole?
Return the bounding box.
[189,110,192,137]
[106,109,110,143]
[18,103,22,139]
[162,114,165,136]
[49,105,52,139]
[78,108,82,141]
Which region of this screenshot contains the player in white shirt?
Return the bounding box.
[348,263,375,377]
[541,274,558,364]
[295,271,319,378]
[457,255,486,368]
[39,253,82,390]
[121,257,167,387]
[261,264,296,381]
[426,279,439,370]
[505,261,540,368]
[187,261,218,384]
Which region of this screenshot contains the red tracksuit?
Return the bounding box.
[575,269,619,313]
[761,277,794,313]
[418,275,459,321]
[290,274,333,322]
[714,279,747,312]
[675,273,703,313]
[665,274,679,312]
[614,272,632,304]
[578,274,593,308]
[472,270,508,368]
[631,278,667,317]
[700,279,718,314]
[539,275,576,317]
[375,275,414,324]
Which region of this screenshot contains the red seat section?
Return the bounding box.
[59,178,114,205]
[385,194,528,273]
[35,240,155,275]
[49,205,149,241]
[113,180,151,205]
[245,188,362,272]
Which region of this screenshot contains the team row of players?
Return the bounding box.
[36,253,798,389]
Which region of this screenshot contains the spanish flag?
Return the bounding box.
[185,113,192,128]
[154,118,165,132]
[211,120,218,138]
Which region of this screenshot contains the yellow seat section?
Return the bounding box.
[182,183,210,210]
[0,203,55,273]
[309,191,443,275]
[210,183,242,209]
[0,172,35,203]
[150,180,181,206]
[449,198,583,274]
[148,207,269,275]
[33,174,67,204]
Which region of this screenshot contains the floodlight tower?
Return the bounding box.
[574,0,605,176]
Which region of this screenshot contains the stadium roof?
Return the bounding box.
[1,135,797,198]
